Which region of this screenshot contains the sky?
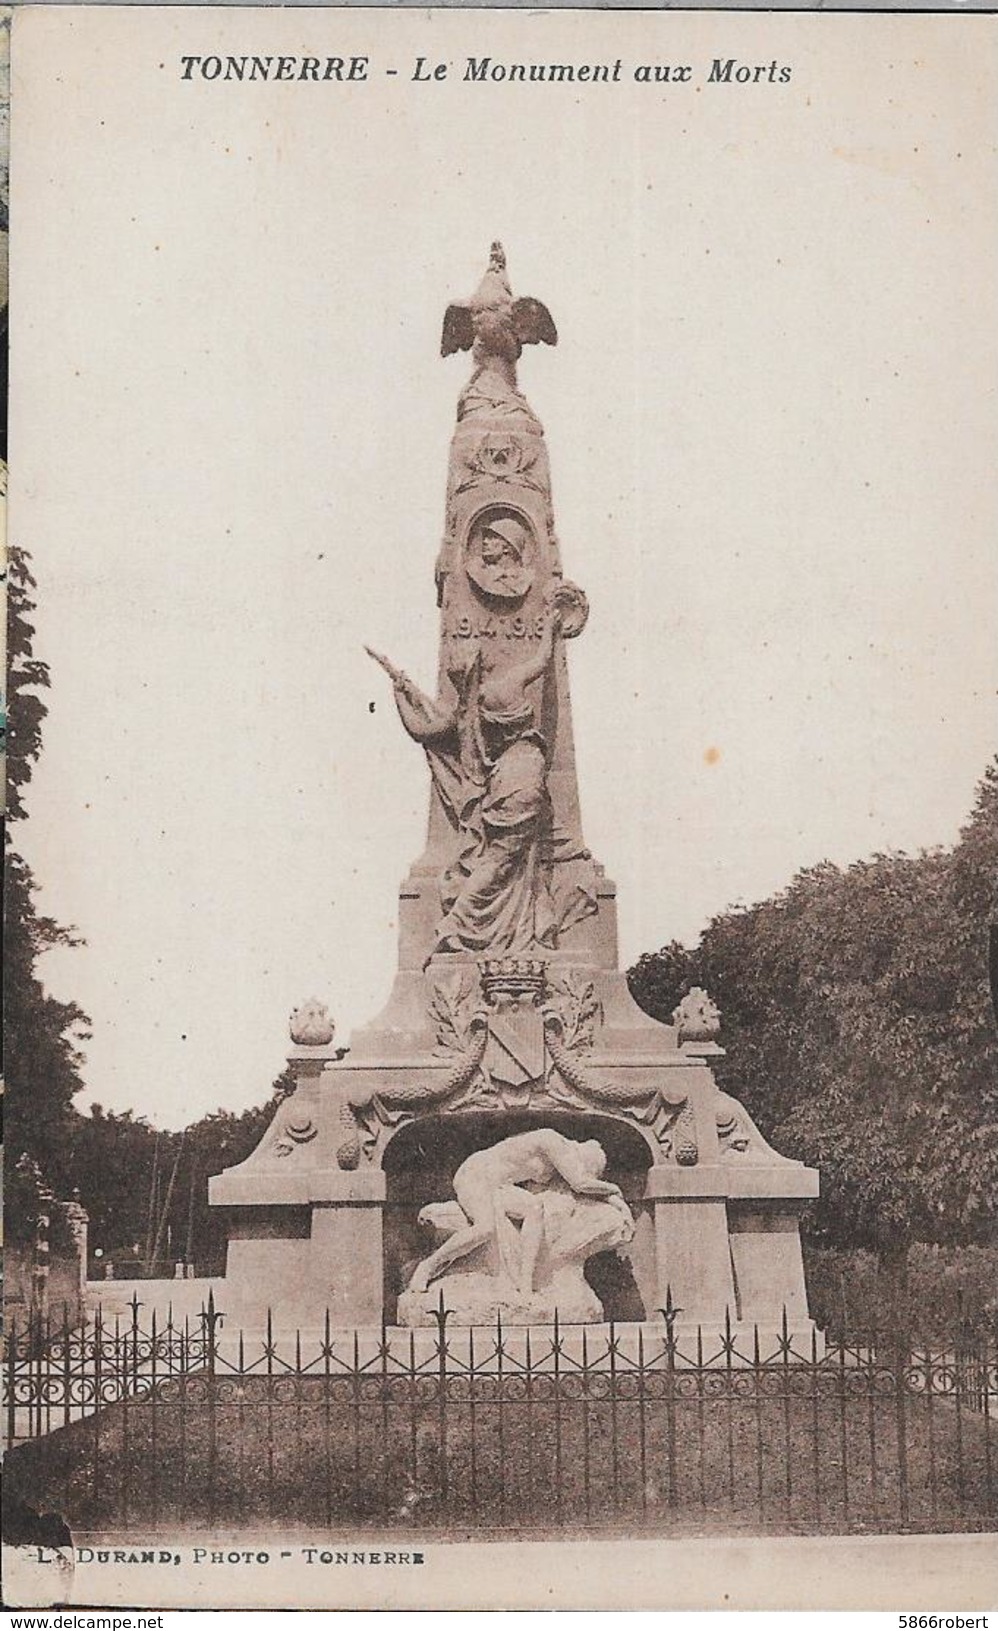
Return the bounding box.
[10,7,998,1127]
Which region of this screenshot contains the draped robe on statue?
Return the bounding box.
[393,660,596,957]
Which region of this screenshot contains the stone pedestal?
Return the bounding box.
[727,1169,818,1326]
[210,1013,820,1341]
[210,1167,386,1331]
[647,1168,736,1323]
[646,1162,819,1329]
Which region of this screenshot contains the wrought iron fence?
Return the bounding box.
[4,1295,996,1536]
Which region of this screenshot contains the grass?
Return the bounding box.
[6,1371,996,1538]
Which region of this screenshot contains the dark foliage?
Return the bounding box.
[4,547,91,1210]
[74,1072,294,1271]
[4,545,293,1265]
[629,760,998,1278]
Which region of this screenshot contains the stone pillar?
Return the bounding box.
[726,1168,818,1327]
[646,1167,735,1325]
[309,1181,386,1327]
[64,1200,89,1298]
[216,1170,387,1332]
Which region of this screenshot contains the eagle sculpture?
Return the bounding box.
[441,243,557,367]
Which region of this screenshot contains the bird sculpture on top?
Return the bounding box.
[441,243,557,387]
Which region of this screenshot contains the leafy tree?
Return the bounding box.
[628,760,998,1305]
[160,1068,295,1273]
[6,547,50,822]
[75,1071,295,1272]
[4,547,91,1193]
[4,545,292,1266]
[69,1106,161,1263]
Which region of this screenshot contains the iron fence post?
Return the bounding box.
[660,1291,679,1512]
[433,1293,450,1509]
[6,1314,17,1448]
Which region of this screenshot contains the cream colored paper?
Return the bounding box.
[6,4,998,1610]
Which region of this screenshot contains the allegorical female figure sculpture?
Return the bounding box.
[367,594,594,958]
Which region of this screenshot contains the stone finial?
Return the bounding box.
[289,998,335,1048]
[672,987,721,1045]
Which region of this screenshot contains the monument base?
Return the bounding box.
[210,950,819,1341]
[210,1318,825,1370]
[398,1270,603,1328]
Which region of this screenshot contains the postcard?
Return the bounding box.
[4,5,996,1611]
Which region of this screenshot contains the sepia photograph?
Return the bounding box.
[3,5,996,1612]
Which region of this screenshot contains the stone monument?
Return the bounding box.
[210,245,819,1341]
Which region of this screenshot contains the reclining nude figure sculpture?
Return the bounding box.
[398,1130,635,1326]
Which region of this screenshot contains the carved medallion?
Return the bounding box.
[464,508,536,605]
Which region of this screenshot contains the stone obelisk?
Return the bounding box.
[211,246,819,1340]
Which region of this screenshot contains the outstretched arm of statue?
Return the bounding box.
[480,603,561,717]
[365,646,456,743]
[517,600,561,687]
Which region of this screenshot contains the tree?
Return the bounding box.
[161,1068,295,1273]
[4,546,314,1268]
[628,760,998,1303]
[4,547,91,1196]
[71,1070,295,1272]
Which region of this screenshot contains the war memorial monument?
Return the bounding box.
[209,246,820,1347]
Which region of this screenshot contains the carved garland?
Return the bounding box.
[541,990,699,1167]
[335,970,703,1168]
[335,983,490,1168]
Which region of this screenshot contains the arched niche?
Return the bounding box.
[381,1108,656,1326]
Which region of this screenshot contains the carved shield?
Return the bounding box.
[484,1004,546,1092]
